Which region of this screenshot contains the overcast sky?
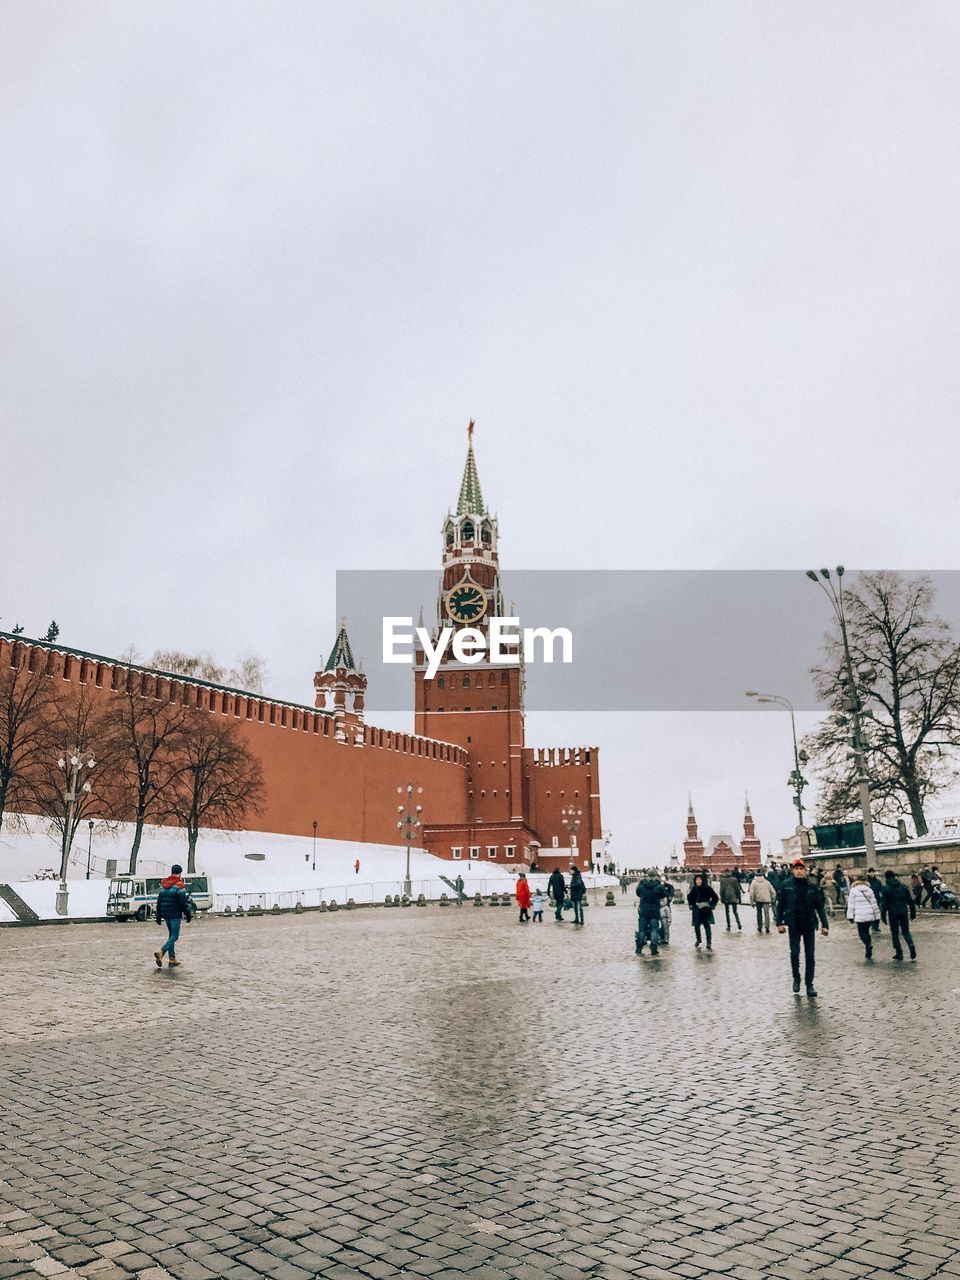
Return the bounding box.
[3,2,959,859]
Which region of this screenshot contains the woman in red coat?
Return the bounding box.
[516,872,532,923]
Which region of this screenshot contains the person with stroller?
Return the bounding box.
[687,873,719,950]
[910,872,923,911]
[920,866,936,908]
[635,869,670,955]
[847,874,882,959]
[879,870,917,961]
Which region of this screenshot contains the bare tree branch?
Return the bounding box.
[804,571,960,836]
[164,714,264,874]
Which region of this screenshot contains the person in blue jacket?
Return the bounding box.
[154,864,193,969]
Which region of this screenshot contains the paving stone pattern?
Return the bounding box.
[2,900,960,1279]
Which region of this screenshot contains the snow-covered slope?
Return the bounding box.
[0,817,616,919]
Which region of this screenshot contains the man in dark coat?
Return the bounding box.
[548,868,566,922]
[635,870,670,955]
[154,864,193,969]
[776,857,829,997]
[569,867,587,925]
[867,868,884,930]
[719,870,742,931]
[880,870,917,961]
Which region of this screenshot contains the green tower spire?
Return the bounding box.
[324,619,356,672]
[456,419,485,515]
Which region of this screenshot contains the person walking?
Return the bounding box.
[846,874,882,960]
[635,869,669,955]
[909,872,923,911]
[660,875,675,945]
[719,869,742,931]
[749,868,777,934]
[531,887,545,922]
[880,870,917,961]
[154,864,193,969]
[569,867,587,925]
[866,869,884,932]
[833,865,849,907]
[687,874,719,950]
[516,871,532,923]
[548,868,567,922]
[775,856,829,996]
[920,865,935,908]
[619,873,630,896]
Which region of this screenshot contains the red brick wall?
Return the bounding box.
[1,636,468,844]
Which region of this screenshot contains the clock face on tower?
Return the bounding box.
[445,582,488,625]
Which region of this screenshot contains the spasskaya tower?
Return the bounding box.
[414,423,602,871]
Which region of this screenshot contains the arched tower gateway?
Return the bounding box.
[415,423,601,871]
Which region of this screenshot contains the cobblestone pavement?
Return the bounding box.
[2,898,960,1280]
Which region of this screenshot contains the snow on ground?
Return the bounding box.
[0,817,617,919]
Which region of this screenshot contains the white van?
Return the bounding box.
[106,875,213,921]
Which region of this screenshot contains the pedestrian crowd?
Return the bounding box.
[148,854,953,980]
[617,856,952,999]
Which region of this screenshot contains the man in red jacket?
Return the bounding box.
[515,871,532,923]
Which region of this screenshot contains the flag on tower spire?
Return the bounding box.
[456,419,485,515]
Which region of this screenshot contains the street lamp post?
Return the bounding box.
[397,783,423,899]
[56,750,96,917]
[560,802,584,895]
[806,567,877,861]
[312,819,318,872]
[560,803,582,861]
[86,820,95,880]
[745,691,809,842]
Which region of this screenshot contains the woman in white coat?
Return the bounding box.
[846,875,882,959]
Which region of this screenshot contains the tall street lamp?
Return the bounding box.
[312,818,318,872]
[806,567,877,861]
[86,820,95,880]
[561,803,582,862]
[397,783,423,898]
[56,750,96,916]
[745,691,809,833]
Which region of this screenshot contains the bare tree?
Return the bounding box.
[165,713,264,873]
[151,650,267,693]
[27,685,121,878]
[229,654,267,694]
[0,649,58,830]
[804,572,960,835]
[108,677,190,873]
[152,650,227,684]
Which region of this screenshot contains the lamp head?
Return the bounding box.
[806,571,819,582]
[820,568,831,580]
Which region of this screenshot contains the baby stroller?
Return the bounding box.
[931,884,959,910]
